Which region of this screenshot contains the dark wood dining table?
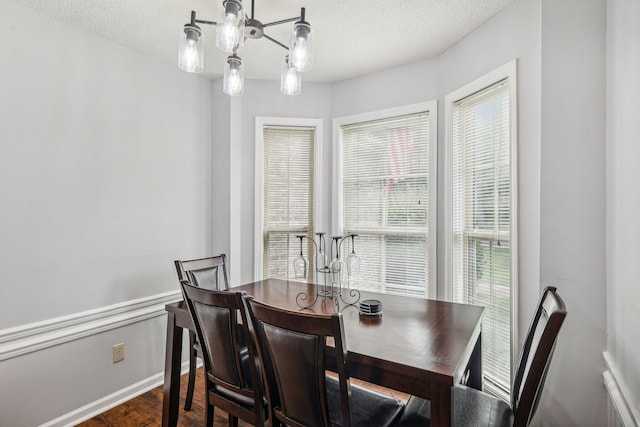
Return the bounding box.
[162,278,484,427]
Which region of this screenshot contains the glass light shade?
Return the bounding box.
[216,0,244,53]
[289,21,313,72]
[223,55,244,96]
[280,57,301,96]
[178,26,203,73]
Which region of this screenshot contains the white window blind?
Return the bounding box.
[339,112,430,297]
[450,79,512,396]
[263,125,315,280]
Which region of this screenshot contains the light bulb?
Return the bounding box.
[223,55,244,96]
[228,69,242,92]
[178,23,203,73]
[280,56,301,96]
[289,21,313,72]
[218,20,240,52]
[291,40,308,71]
[216,0,244,53]
[283,70,298,94]
[181,40,199,70]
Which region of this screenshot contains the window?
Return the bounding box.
[255,118,322,281]
[334,103,437,298]
[446,61,517,399]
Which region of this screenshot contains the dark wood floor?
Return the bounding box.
[76,367,246,427]
[77,368,408,426]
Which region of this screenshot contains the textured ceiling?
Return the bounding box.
[12,0,513,82]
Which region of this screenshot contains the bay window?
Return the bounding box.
[255,118,322,281]
[446,61,517,398]
[334,103,437,298]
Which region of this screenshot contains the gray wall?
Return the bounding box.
[606,0,640,423]
[539,0,607,425]
[0,1,213,425]
[0,0,213,328]
[211,81,232,266]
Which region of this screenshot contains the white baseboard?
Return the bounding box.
[603,352,640,427]
[0,291,189,426]
[39,361,193,427]
[0,290,182,362]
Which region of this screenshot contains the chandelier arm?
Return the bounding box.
[194,19,218,26]
[262,33,289,51]
[263,16,300,28]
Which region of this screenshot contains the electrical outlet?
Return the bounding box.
[112,343,125,363]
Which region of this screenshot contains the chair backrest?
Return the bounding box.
[243,296,352,427]
[175,254,229,290]
[180,282,260,407]
[511,286,567,427]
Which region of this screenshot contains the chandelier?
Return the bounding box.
[178,0,314,96]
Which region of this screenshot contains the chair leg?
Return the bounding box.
[184,330,197,411]
[205,400,215,427]
[228,415,239,427]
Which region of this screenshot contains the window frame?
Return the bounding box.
[444,60,519,396]
[254,117,324,281]
[332,102,438,299]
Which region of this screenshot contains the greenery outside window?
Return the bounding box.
[446,61,517,399]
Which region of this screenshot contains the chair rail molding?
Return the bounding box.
[603,351,640,427]
[0,290,182,362]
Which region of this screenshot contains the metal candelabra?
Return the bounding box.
[293,232,361,310]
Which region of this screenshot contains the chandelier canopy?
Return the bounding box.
[178,0,313,96]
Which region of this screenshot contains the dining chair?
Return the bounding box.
[243,295,405,427]
[175,254,230,410]
[394,286,567,427]
[181,281,265,427]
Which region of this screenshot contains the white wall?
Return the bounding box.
[0,1,212,425]
[211,81,232,266]
[605,0,640,424]
[331,59,440,118]
[539,1,607,425]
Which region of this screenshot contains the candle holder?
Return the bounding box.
[294,232,361,311]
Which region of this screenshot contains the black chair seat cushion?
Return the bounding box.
[326,375,405,427]
[394,386,514,427]
[393,395,431,427]
[453,385,513,427]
